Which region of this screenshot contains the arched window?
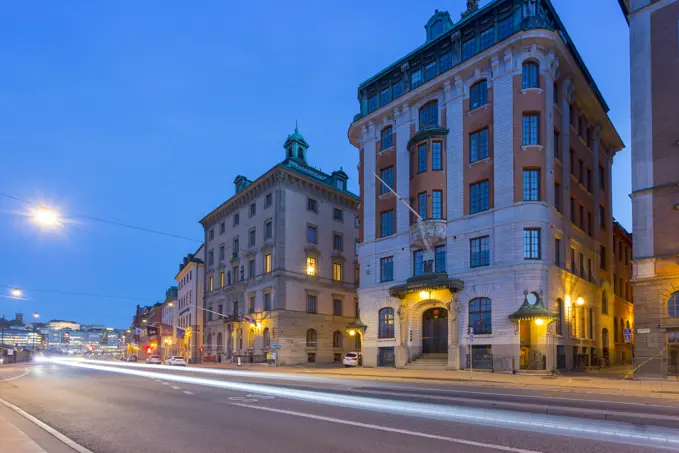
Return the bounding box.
[626,320,630,330]
[378,308,395,338]
[306,329,317,347]
[620,318,625,343]
[470,80,488,110]
[217,333,223,351]
[614,316,618,343]
[602,328,610,351]
[263,328,270,348]
[248,328,255,348]
[419,100,439,129]
[469,298,492,334]
[602,291,608,315]
[381,126,394,151]
[556,299,564,335]
[207,333,213,352]
[522,61,539,89]
[669,292,679,317]
[333,330,343,348]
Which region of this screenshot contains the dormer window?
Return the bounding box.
[336,179,345,190]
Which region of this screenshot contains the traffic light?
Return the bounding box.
[146,346,152,354]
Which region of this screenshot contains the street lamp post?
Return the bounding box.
[32,313,39,351]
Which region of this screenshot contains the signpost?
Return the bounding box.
[272,343,281,349]
[637,328,650,334]
[469,327,474,380]
[623,328,632,344]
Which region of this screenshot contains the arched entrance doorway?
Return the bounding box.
[422,307,448,354]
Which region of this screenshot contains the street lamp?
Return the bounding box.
[10,288,22,298]
[33,312,39,319]
[31,205,61,227]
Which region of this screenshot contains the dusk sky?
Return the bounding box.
[0,1,630,328]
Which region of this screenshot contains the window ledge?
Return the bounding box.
[468,157,491,168]
[378,192,395,200]
[378,146,395,156]
[521,145,544,152]
[521,87,543,95]
[377,338,396,343]
[466,104,490,116]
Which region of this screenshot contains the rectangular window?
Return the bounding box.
[380,85,392,106]
[392,80,403,99]
[470,128,489,162]
[264,220,273,239]
[586,168,592,193]
[411,68,423,89]
[571,247,576,273]
[208,250,214,266]
[556,301,563,335]
[333,299,343,316]
[599,205,606,228]
[470,180,490,214]
[333,233,343,251]
[418,192,427,220]
[306,294,317,314]
[220,272,225,288]
[425,60,437,81]
[578,159,584,184]
[554,238,561,266]
[498,15,513,40]
[522,168,540,201]
[470,236,490,268]
[249,259,255,279]
[479,27,494,50]
[208,276,213,292]
[462,37,476,60]
[432,142,442,170]
[249,203,256,217]
[233,213,239,226]
[219,245,225,261]
[554,130,560,158]
[333,208,343,222]
[469,81,487,110]
[248,228,256,247]
[265,193,272,208]
[333,263,342,282]
[307,225,317,243]
[579,205,585,230]
[588,258,592,282]
[522,114,540,145]
[264,292,271,311]
[265,253,272,273]
[522,63,539,89]
[413,250,424,276]
[555,182,561,212]
[306,256,317,276]
[220,222,225,235]
[380,256,394,282]
[380,210,395,237]
[355,240,359,256]
[600,246,606,270]
[232,266,238,282]
[209,229,214,241]
[380,127,393,150]
[439,51,452,72]
[307,198,317,213]
[570,149,575,175]
[579,253,585,279]
[435,245,446,272]
[417,143,427,173]
[570,197,575,223]
[367,95,378,113]
[380,167,394,195]
[599,165,606,189]
[523,228,541,260]
[432,190,443,219]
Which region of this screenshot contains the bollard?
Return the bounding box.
[237,357,242,366]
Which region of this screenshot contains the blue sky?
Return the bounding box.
[0,1,630,328]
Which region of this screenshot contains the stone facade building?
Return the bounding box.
[349,0,630,371]
[174,245,204,363]
[200,127,360,365]
[619,0,679,378]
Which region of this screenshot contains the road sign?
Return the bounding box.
[469,327,474,343]
[272,343,281,349]
[623,328,632,343]
[637,328,651,334]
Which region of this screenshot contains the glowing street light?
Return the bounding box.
[534,318,544,326]
[576,296,585,306]
[31,205,61,227]
[33,312,39,319]
[10,288,22,297]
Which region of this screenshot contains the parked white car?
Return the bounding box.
[165,356,187,366]
[146,355,161,364]
[343,352,362,367]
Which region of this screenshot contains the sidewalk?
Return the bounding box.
[193,362,679,394]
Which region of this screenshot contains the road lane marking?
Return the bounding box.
[0,368,30,383]
[0,396,95,453]
[162,382,170,385]
[228,402,541,453]
[172,386,181,390]
[183,391,194,395]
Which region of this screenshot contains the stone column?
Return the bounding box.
[395,301,408,368]
[445,78,464,220]
[543,51,559,207]
[395,105,412,234]
[493,50,515,209]
[447,298,460,370]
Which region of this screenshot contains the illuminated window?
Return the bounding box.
[333,263,342,282]
[669,292,679,317]
[265,254,272,273]
[208,276,213,292]
[306,257,317,276]
[220,272,225,288]
[378,308,395,338]
[469,298,492,334]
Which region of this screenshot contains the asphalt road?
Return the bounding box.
[1,360,679,453]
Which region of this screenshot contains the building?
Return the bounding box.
[618,0,679,378]
[174,245,205,363]
[348,0,628,371]
[159,287,178,359]
[129,303,163,358]
[200,126,360,365]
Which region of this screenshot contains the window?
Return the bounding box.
[264,220,272,239]
[600,245,607,270]
[249,203,256,217]
[264,253,272,273]
[249,295,255,313]
[571,247,576,273]
[307,225,317,243]
[380,86,392,107]
[587,212,593,236]
[306,257,317,276]
[367,95,378,113]
[209,229,214,241]
[554,238,561,266]
[578,159,584,184]
[265,193,272,208]
[555,183,561,212]
[381,126,393,151]
[602,291,608,315]
[556,299,564,335]
[470,180,490,214]
[306,197,318,213]
[333,233,343,251]
[413,250,424,276]
[220,222,225,235]
[470,128,489,162]
[469,298,492,334]
[599,205,606,229]
[233,213,239,226]
[333,299,342,316]
[208,250,214,266]
[220,272,225,288]
[570,197,575,223]
[355,240,359,256]
[523,168,540,201]
[579,205,584,230]
[232,266,238,283]
[498,15,513,40]
[462,37,476,60]
[333,263,342,282]
[579,253,585,279]
[306,328,317,346]
[432,190,443,219]
[432,142,442,170]
[392,80,403,99]
[554,130,560,158]
[417,192,427,220]
[570,149,575,175]
[306,295,317,314]
[411,68,423,89]
[586,168,592,193]
[380,256,394,282]
[668,293,679,317]
[332,330,343,348]
[263,292,271,311]
[435,245,446,272]
[599,165,606,189]
[208,276,214,292]
[380,167,394,195]
[262,327,271,347]
[588,257,592,282]
[378,308,395,338]
[219,245,225,261]
[522,62,539,89]
[425,60,437,81]
[248,228,256,247]
[380,210,395,237]
[470,236,490,268]
[419,101,438,129]
[417,143,427,173]
[439,51,452,72]
[479,27,494,50]
[469,80,487,110]
[522,114,540,145]
[614,316,618,343]
[523,228,541,260]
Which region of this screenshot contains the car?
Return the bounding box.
[343,352,362,367]
[165,356,187,366]
[126,355,138,362]
[146,355,161,364]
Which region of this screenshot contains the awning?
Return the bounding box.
[508,291,557,322]
[388,273,464,299]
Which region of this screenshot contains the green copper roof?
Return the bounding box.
[508,291,557,321]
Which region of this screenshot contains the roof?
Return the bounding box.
[618,0,630,24]
[388,273,464,299]
[508,291,557,321]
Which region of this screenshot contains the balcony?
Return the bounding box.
[409,219,446,249]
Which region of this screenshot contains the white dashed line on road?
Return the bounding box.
[172,386,181,390]
[183,391,194,395]
[162,382,170,385]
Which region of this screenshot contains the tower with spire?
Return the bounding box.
[283,121,309,163]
